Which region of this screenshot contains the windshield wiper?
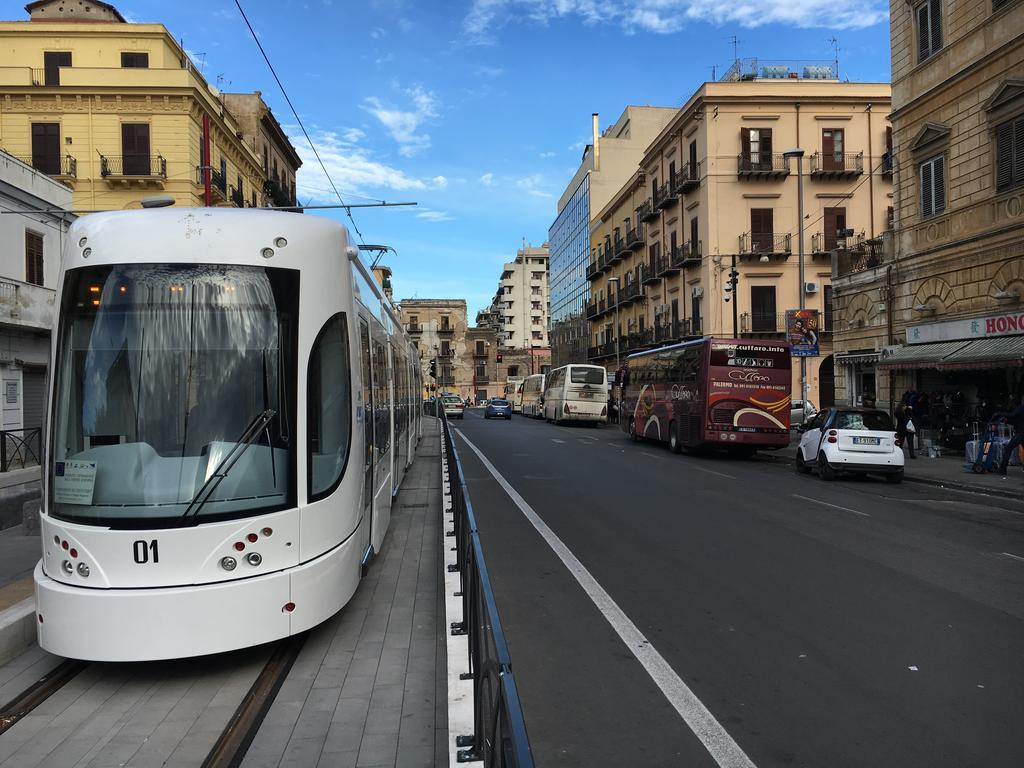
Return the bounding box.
[179,408,277,524]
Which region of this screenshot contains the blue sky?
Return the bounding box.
[121,0,892,319]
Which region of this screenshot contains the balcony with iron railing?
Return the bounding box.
[264,177,293,207]
[406,323,422,333]
[739,233,792,258]
[834,237,889,278]
[618,279,642,305]
[740,312,786,335]
[586,257,602,281]
[14,153,77,181]
[625,226,645,251]
[438,324,455,335]
[586,300,599,320]
[637,199,659,223]
[672,239,702,269]
[672,161,701,195]
[229,184,244,208]
[641,258,661,285]
[101,154,167,181]
[657,250,679,278]
[635,263,651,287]
[610,236,627,264]
[654,181,678,210]
[737,153,790,178]
[809,151,864,178]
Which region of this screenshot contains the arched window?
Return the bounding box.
[308,313,351,500]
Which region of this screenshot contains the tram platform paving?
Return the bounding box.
[0,420,448,768]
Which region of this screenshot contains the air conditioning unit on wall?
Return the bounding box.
[805,282,819,294]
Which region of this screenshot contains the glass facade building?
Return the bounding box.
[548,174,590,367]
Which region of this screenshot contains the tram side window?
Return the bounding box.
[308,314,352,499]
[372,339,391,457]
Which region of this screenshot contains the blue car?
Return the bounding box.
[485,398,513,420]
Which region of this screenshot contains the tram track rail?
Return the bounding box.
[0,632,306,765]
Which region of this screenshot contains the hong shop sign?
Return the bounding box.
[906,311,1024,344]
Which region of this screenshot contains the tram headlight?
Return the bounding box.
[61,559,73,574]
[261,247,274,259]
[246,552,262,567]
[77,562,90,578]
[220,556,237,571]
[273,237,288,248]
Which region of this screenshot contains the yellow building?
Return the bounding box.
[588,73,892,407]
[0,0,273,211]
[833,1,1024,427]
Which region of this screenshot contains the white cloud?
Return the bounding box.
[369,26,388,39]
[516,174,553,198]
[431,175,449,188]
[287,126,434,203]
[361,84,439,157]
[463,0,886,41]
[479,172,494,186]
[539,151,556,158]
[416,209,455,222]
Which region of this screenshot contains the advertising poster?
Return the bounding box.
[786,309,820,357]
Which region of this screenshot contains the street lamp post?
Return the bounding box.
[784,148,807,407]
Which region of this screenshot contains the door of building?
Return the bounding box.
[31,123,60,175]
[121,124,151,175]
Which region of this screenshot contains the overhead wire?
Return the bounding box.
[232,0,368,244]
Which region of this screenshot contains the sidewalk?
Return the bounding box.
[768,432,1023,499]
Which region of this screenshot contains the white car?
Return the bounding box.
[442,395,464,419]
[795,407,904,482]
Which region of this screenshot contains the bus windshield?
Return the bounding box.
[50,264,298,528]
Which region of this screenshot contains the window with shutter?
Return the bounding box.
[750,209,773,252]
[750,287,777,332]
[995,116,1024,192]
[43,52,71,86]
[741,128,751,170]
[824,208,847,251]
[31,123,60,175]
[120,52,149,68]
[689,140,697,177]
[121,123,150,175]
[25,231,44,286]
[917,0,942,63]
[920,156,944,218]
[690,217,698,251]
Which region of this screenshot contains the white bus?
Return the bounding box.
[505,377,525,413]
[520,374,546,418]
[542,364,609,424]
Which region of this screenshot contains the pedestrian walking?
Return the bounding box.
[997,396,1024,477]
[897,404,917,459]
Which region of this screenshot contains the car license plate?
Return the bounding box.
[852,436,880,445]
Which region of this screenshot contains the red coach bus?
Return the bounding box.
[620,337,792,456]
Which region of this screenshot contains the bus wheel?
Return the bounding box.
[669,422,682,454]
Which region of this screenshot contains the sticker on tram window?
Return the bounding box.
[53,461,97,505]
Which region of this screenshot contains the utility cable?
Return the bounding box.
[233,0,368,244]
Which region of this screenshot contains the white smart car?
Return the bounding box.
[795,407,905,482]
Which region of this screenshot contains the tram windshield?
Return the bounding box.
[50,264,298,527]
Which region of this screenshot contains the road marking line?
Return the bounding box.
[641,451,661,459]
[552,438,566,444]
[1000,552,1024,563]
[454,428,757,768]
[685,463,736,480]
[791,494,870,518]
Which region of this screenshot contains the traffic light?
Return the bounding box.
[724,268,740,302]
[429,358,437,379]
[496,353,503,363]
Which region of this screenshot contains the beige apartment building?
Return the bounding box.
[0,0,298,211]
[549,106,678,367]
[399,299,473,399]
[495,243,550,350]
[222,92,302,208]
[833,0,1023,430]
[588,75,892,407]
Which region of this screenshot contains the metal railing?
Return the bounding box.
[737,153,790,176]
[229,184,244,208]
[19,154,76,177]
[264,177,293,207]
[835,241,886,276]
[101,154,167,178]
[809,151,864,176]
[625,226,644,251]
[1,428,41,472]
[636,199,658,222]
[654,181,677,210]
[740,312,785,334]
[618,279,641,304]
[739,233,791,256]
[672,161,701,194]
[439,410,535,767]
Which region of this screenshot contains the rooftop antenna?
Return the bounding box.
[727,35,741,65]
[828,36,840,79]
[710,64,717,80]
[216,74,231,88]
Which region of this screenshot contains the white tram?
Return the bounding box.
[35,209,422,661]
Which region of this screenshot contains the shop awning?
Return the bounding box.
[877,337,1024,370]
[877,341,971,369]
[835,351,881,366]
[936,335,1024,369]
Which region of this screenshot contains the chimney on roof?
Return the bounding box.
[592,113,600,172]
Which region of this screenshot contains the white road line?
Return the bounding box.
[1000,552,1024,563]
[551,438,566,444]
[641,451,661,460]
[791,494,870,518]
[685,463,736,480]
[454,428,757,768]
